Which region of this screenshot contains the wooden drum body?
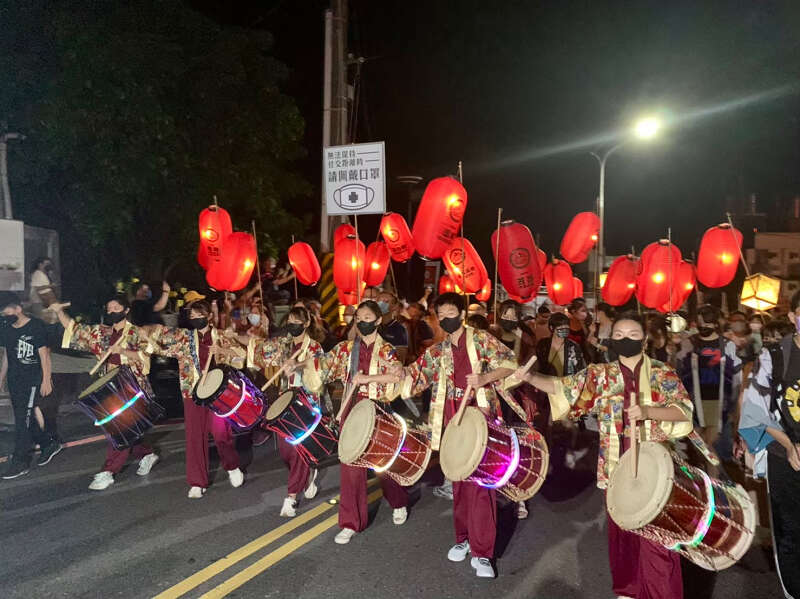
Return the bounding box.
[439,406,549,502]
[607,441,755,571]
[338,400,431,486]
[193,365,266,431]
[265,388,338,465]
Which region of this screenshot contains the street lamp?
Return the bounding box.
[590,116,661,304]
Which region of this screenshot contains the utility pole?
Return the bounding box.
[0,130,24,219]
[320,0,349,252]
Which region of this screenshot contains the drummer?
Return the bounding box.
[53,297,160,490]
[149,300,246,499]
[396,292,517,579]
[309,299,408,545]
[249,305,325,518]
[521,311,694,599]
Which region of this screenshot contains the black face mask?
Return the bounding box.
[610,337,644,358]
[698,326,716,337]
[106,311,127,325]
[357,320,377,336]
[189,317,208,330]
[439,316,462,334]
[287,323,306,338]
[500,319,517,332]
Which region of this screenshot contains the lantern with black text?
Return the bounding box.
[491,221,542,302]
[206,232,257,292]
[602,255,639,306]
[696,223,743,288]
[543,259,574,305]
[380,213,415,262]
[198,206,232,267]
[475,279,492,302]
[560,212,600,264]
[442,237,488,294]
[333,223,356,247]
[659,261,696,313]
[412,177,468,259]
[636,241,682,309]
[333,235,366,293]
[364,241,390,287]
[287,242,321,286]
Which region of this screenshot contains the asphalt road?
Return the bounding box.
[0,423,785,599]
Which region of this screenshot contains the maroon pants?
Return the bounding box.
[103,440,153,474]
[338,464,408,531]
[453,480,497,559]
[607,512,683,599]
[277,436,311,495]
[183,396,239,488]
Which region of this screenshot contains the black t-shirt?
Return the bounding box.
[783,339,800,388]
[0,317,48,385]
[695,336,723,401]
[130,299,163,326]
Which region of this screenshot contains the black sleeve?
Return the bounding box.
[31,319,49,350]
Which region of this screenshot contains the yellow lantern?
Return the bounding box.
[740,273,781,311]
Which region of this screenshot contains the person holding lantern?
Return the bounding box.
[520,311,694,599]
[53,297,160,490]
[148,300,246,498]
[299,299,408,545]
[394,292,518,579]
[248,305,325,518]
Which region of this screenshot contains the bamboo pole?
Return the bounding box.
[493,208,502,319]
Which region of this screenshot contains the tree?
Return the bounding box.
[0,1,310,312]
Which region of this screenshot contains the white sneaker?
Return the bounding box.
[392,507,408,525]
[334,528,357,544]
[471,557,495,578]
[227,467,244,488]
[280,497,297,517]
[136,453,159,476]
[88,471,114,491]
[517,501,528,519]
[447,541,470,562]
[304,468,318,499]
[187,486,206,499]
[433,479,454,500]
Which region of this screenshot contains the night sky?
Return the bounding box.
[193,1,800,266]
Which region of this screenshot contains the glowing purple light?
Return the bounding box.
[478,428,520,489]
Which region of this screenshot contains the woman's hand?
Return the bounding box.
[626,404,648,422]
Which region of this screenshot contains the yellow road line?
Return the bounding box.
[154,477,380,599]
[200,488,384,599]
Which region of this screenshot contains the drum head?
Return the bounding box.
[266,390,294,421]
[195,369,224,400]
[439,407,488,481]
[338,400,377,465]
[79,367,121,398]
[607,441,675,530]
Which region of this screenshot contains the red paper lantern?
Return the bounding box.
[659,261,696,313]
[602,255,639,306]
[491,221,542,302]
[333,223,356,247]
[205,232,257,292]
[543,259,574,305]
[333,235,366,293]
[475,279,492,302]
[571,277,584,301]
[696,223,743,288]
[412,177,468,259]
[439,274,455,295]
[364,241,391,287]
[197,244,209,270]
[560,212,600,264]
[198,206,232,267]
[442,237,488,294]
[636,240,682,309]
[337,282,365,306]
[380,213,415,262]
[288,242,321,286]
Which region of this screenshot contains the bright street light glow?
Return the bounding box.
[633,117,661,140]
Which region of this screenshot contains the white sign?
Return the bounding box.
[324,142,386,215]
[0,219,25,291]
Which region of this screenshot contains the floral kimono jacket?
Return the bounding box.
[401,326,518,450]
[248,334,325,394]
[321,335,398,405]
[62,320,153,393]
[149,326,245,402]
[549,356,694,488]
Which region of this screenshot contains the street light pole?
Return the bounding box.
[0,131,24,220]
[590,141,624,306]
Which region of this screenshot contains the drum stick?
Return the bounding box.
[260,348,303,391]
[336,380,357,423]
[454,385,474,425]
[513,354,538,381]
[199,341,215,387]
[630,392,639,479]
[89,334,125,376]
